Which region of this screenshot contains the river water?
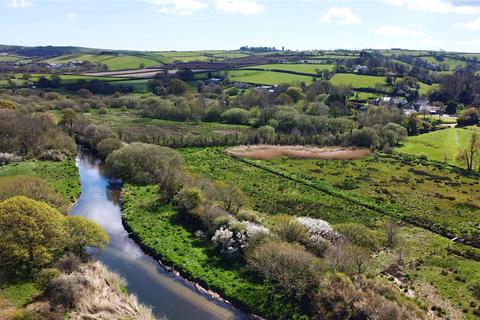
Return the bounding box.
[69,150,246,320]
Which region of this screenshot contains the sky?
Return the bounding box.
[1,0,480,52]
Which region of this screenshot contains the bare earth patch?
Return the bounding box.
[227,145,371,160]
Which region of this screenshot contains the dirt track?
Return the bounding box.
[226,145,371,160]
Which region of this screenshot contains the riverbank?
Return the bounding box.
[121,183,305,320]
[0,158,155,320]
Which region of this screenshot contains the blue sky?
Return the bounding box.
[1,0,480,52]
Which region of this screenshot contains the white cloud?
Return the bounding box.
[373,25,425,38]
[66,13,77,19]
[215,0,264,15]
[319,6,361,24]
[6,0,31,8]
[460,17,480,31]
[373,25,441,49]
[384,0,480,15]
[150,0,207,15]
[458,38,480,46]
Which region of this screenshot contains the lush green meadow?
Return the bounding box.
[397,127,479,166]
[421,56,467,70]
[227,70,315,85]
[330,73,388,90]
[102,55,161,70]
[245,63,335,74]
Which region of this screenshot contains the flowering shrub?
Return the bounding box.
[39,149,66,162]
[212,221,271,258]
[297,217,343,243]
[0,152,21,165]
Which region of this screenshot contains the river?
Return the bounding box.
[69,150,246,320]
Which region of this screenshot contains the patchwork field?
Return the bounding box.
[44,53,114,64]
[227,70,315,85]
[244,63,335,74]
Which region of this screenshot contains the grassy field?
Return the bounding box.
[397,127,479,166]
[44,53,114,64]
[108,79,150,92]
[227,70,315,85]
[330,73,388,90]
[0,55,23,62]
[245,152,480,240]
[101,55,161,70]
[180,147,381,224]
[245,63,335,74]
[421,56,467,70]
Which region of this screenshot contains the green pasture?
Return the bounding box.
[330,73,387,90]
[245,63,335,74]
[102,55,161,70]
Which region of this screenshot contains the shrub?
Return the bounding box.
[351,127,380,149]
[457,108,479,127]
[256,125,275,143]
[0,99,18,109]
[36,268,61,288]
[274,216,309,243]
[0,176,67,212]
[221,108,250,125]
[55,253,82,274]
[236,209,261,223]
[285,87,304,103]
[175,187,204,216]
[83,124,118,147]
[106,143,185,188]
[334,223,379,251]
[0,152,21,165]
[246,241,317,299]
[38,149,65,162]
[298,216,342,243]
[63,216,109,256]
[45,274,90,309]
[96,138,122,159]
[470,281,480,299]
[98,107,108,114]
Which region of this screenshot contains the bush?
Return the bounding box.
[351,127,380,149]
[236,209,261,223]
[98,107,108,114]
[457,108,479,127]
[256,125,275,143]
[44,274,90,309]
[334,223,379,251]
[221,108,250,125]
[38,149,65,162]
[0,152,21,165]
[55,253,82,274]
[175,187,204,216]
[36,268,61,288]
[246,241,317,299]
[106,143,185,191]
[96,138,122,159]
[274,216,308,244]
[470,281,480,299]
[0,176,68,212]
[83,124,118,147]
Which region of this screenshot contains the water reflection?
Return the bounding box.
[70,149,245,320]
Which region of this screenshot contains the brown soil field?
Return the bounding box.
[226,145,371,160]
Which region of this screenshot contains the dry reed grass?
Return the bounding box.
[227,145,371,160]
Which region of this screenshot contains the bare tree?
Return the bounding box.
[457,132,480,171]
[385,219,399,248]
